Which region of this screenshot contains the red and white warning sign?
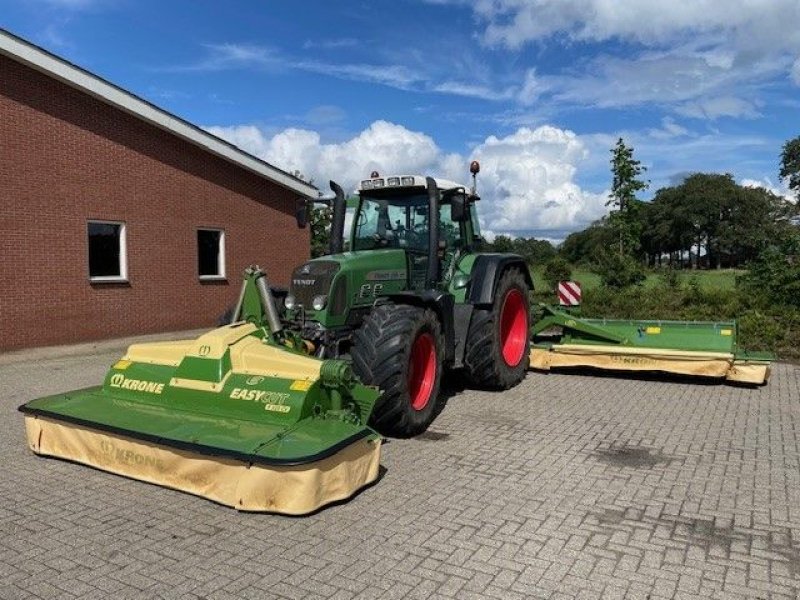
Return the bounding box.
[558,281,581,306]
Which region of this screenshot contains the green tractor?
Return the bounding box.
[285,164,533,436]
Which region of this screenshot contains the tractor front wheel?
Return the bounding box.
[351,304,443,437]
[464,267,530,389]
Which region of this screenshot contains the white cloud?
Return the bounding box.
[296,60,423,89]
[676,96,761,120]
[474,1,800,50]
[469,126,608,235]
[302,38,358,50]
[431,81,516,101]
[160,43,282,72]
[647,117,690,140]
[741,177,795,202]
[517,69,544,106]
[206,120,608,237]
[457,0,800,117]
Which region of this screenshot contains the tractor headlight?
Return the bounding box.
[284,295,297,310]
[453,273,470,289]
[312,295,328,311]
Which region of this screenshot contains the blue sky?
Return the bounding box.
[3,0,799,239]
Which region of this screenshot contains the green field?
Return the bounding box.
[531,267,743,295]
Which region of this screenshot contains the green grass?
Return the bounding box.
[532,267,743,294]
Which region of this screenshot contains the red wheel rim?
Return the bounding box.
[500,289,527,366]
[408,332,436,411]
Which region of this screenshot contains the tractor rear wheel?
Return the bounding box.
[464,267,530,389]
[351,304,443,437]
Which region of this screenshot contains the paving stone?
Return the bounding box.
[2,346,799,599]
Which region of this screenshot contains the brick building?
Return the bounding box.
[0,30,315,351]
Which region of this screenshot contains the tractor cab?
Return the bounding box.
[349,174,481,289]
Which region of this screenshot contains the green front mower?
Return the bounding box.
[20,267,382,514]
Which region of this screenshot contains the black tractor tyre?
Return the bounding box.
[464,267,531,390]
[351,304,444,438]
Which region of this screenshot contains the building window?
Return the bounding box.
[88,220,127,282]
[198,228,225,279]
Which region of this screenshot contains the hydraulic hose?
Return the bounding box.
[254,269,284,337]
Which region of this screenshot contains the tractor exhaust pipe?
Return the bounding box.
[328,180,346,255]
[426,176,440,287]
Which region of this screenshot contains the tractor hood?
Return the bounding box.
[289,249,409,325]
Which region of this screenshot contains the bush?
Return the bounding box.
[738,247,800,309]
[542,257,572,291]
[595,251,646,289]
[659,268,680,289]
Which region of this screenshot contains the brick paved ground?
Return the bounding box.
[1,341,799,599]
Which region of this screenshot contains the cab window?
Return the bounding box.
[353,194,431,252]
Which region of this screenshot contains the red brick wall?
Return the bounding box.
[0,54,310,351]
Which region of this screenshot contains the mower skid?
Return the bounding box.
[726,361,771,385]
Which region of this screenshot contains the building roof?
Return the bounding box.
[0,28,318,199]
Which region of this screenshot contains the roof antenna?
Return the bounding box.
[469,160,480,196]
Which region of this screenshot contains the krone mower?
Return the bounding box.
[529,303,772,384]
[20,268,382,514]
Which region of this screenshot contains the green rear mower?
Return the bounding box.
[529,304,772,384]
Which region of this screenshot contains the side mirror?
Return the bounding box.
[295,200,309,229]
[450,193,469,222]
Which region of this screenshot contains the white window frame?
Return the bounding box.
[197,228,226,280]
[87,220,128,283]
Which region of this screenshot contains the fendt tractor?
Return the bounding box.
[284,163,532,437]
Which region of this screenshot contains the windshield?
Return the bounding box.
[353,194,430,251]
[352,192,466,252]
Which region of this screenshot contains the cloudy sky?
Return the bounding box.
[3,0,799,239]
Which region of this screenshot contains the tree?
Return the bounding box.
[739,227,800,308]
[490,235,514,253]
[637,173,793,269]
[780,136,800,200]
[608,138,649,256]
[291,169,329,258]
[510,237,556,265]
[559,221,615,265]
[542,256,572,291]
[310,205,332,258]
